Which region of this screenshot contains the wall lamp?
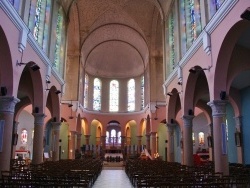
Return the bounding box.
[189,66,211,74]
[17,61,40,71]
[167,92,173,96]
[45,89,61,95]
[241,7,250,21]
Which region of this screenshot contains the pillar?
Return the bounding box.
[0,96,19,171]
[76,133,82,151]
[151,132,157,159]
[32,113,46,164]
[146,134,150,152]
[101,135,106,149]
[137,136,142,153]
[182,115,194,166]
[12,121,19,159]
[51,122,61,161]
[234,116,243,164]
[68,131,76,159]
[85,135,90,145]
[166,123,175,162]
[208,100,229,175]
[207,123,213,161]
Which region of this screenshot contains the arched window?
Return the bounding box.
[198,132,204,145]
[118,131,121,144]
[109,80,119,112]
[106,131,109,143]
[179,0,202,55]
[28,0,52,53]
[141,76,144,110]
[128,79,135,111]
[167,9,176,71]
[21,129,28,145]
[93,78,101,111]
[84,74,89,108]
[54,7,66,76]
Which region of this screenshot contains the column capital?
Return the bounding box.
[0,96,20,113]
[166,123,175,128]
[51,122,61,130]
[182,115,194,127]
[207,100,228,117]
[32,113,46,125]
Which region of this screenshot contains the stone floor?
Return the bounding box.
[92,170,133,188]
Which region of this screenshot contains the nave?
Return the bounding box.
[92,170,133,188]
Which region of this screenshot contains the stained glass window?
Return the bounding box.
[118,131,121,144]
[168,10,176,70]
[84,74,89,108]
[209,0,225,19]
[198,132,204,145]
[128,79,135,111]
[28,0,51,53]
[53,7,66,77]
[93,78,101,111]
[8,0,20,13]
[141,76,144,109]
[180,0,202,55]
[110,80,119,112]
[106,131,109,143]
[21,129,28,145]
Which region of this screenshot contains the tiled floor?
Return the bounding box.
[92,170,134,188]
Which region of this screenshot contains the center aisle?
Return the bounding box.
[92,170,133,188]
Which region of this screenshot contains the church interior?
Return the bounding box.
[1,0,250,187]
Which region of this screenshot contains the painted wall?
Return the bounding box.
[226,103,237,163]
[59,122,69,159]
[241,87,250,164]
[157,123,167,160]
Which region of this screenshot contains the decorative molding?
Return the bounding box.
[32,113,46,126]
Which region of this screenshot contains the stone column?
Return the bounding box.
[137,136,142,153]
[121,136,125,150]
[12,121,19,159]
[207,123,213,161]
[85,135,90,145]
[68,131,76,159]
[146,134,150,152]
[32,113,46,164]
[182,115,194,166]
[166,123,175,162]
[234,116,243,164]
[76,133,82,151]
[0,96,19,171]
[51,122,61,161]
[151,132,157,159]
[208,100,229,175]
[101,136,106,149]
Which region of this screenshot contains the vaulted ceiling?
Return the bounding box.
[61,0,172,79]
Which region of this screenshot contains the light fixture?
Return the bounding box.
[68,103,73,107]
[167,92,173,96]
[16,51,40,71]
[55,90,61,95]
[46,80,51,84]
[0,86,7,96]
[177,81,182,85]
[189,66,211,74]
[241,7,250,21]
[45,89,61,95]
